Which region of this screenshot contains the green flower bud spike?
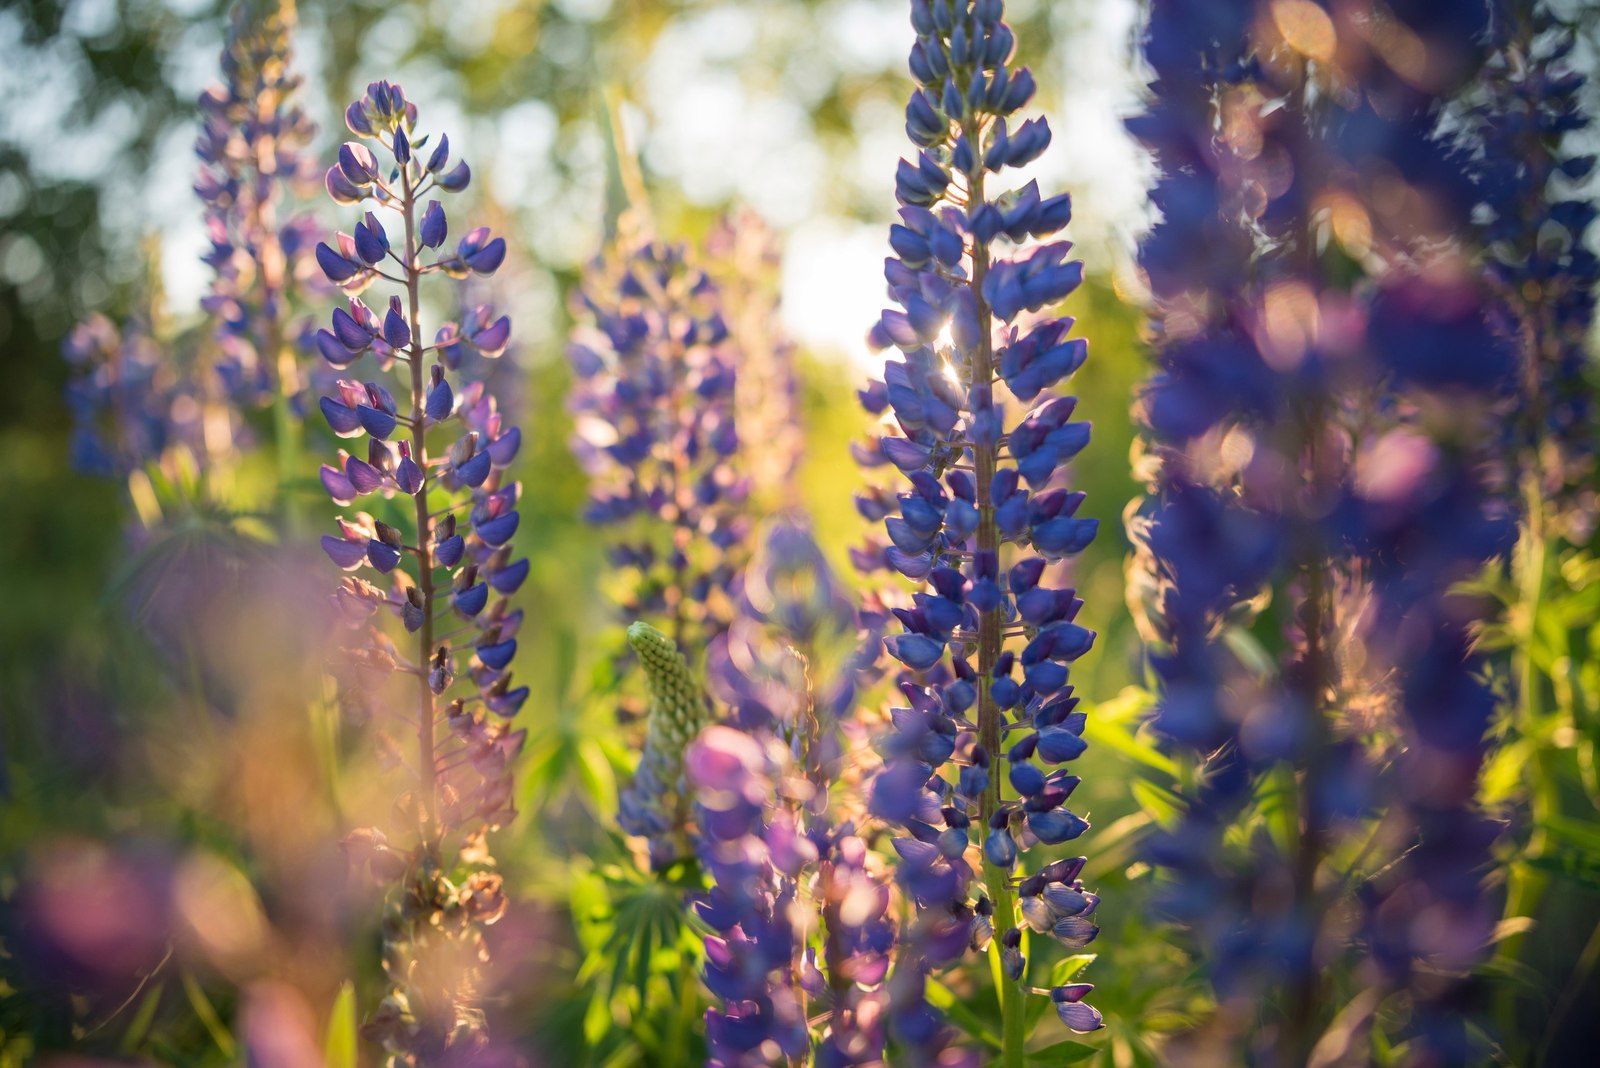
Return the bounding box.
[619,621,713,867]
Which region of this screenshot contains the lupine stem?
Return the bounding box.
[1501,467,1552,975]
[401,164,439,841]
[1281,392,1333,1065]
[257,175,301,533]
[1286,560,1329,1066]
[1500,305,1555,980]
[964,118,1026,1068]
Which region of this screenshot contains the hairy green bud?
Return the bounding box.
[618,621,713,866]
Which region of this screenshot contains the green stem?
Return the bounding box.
[667,951,698,1063]
[1496,218,1558,1037]
[401,158,439,846]
[1499,471,1553,970]
[1539,914,1600,1063]
[271,363,300,532]
[984,864,1026,1065]
[1285,554,1329,1067]
[964,123,1025,1068]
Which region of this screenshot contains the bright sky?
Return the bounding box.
[0,0,1148,370]
[638,0,1148,371]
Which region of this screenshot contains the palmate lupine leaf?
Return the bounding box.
[572,859,699,1051]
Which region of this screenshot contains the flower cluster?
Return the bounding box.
[1128,1,1517,1059]
[687,722,896,1068]
[615,508,888,1057]
[568,232,749,651]
[313,81,524,1064]
[63,310,190,480]
[709,518,870,737]
[66,0,320,497]
[856,0,1104,1058]
[1475,0,1598,536]
[622,503,896,1063]
[194,0,319,409]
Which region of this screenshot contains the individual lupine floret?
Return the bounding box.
[312,80,524,1065]
[567,230,750,650]
[617,621,715,868]
[194,0,319,411]
[858,2,1106,1061]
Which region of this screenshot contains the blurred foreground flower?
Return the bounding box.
[1127,2,1516,1061]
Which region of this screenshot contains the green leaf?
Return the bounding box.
[1525,852,1600,891]
[577,736,619,815]
[323,981,358,1068]
[1545,815,1600,853]
[1222,625,1278,680]
[117,984,164,1055]
[1480,737,1532,805]
[583,978,614,1046]
[180,970,236,1058]
[1028,1038,1099,1064]
[1051,954,1097,984]
[1131,779,1184,829]
[1082,689,1175,777]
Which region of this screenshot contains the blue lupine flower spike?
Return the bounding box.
[862,2,1105,1061]
[317,81,524,1065]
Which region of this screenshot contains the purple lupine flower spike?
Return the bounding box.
[315,81,522,1064]
[1475,2,1598,539]
[704,213,806,511]
[63,309,193,479]
[194,0,319,411]
[567,228,751,652]
[860,1,1105,1058]
[1127,2,1515,1060]
[67,1,320,487]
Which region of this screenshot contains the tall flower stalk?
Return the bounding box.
[683,518,894,1066]
[66,0,316,508]
[1473,4,1599,1000]
[860,2,1105,1063]
[568,230,749,653]
[705,213,805,513]
[1127,2,1515,1061]
[314,81,524,1064]
[195,0,319,515]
